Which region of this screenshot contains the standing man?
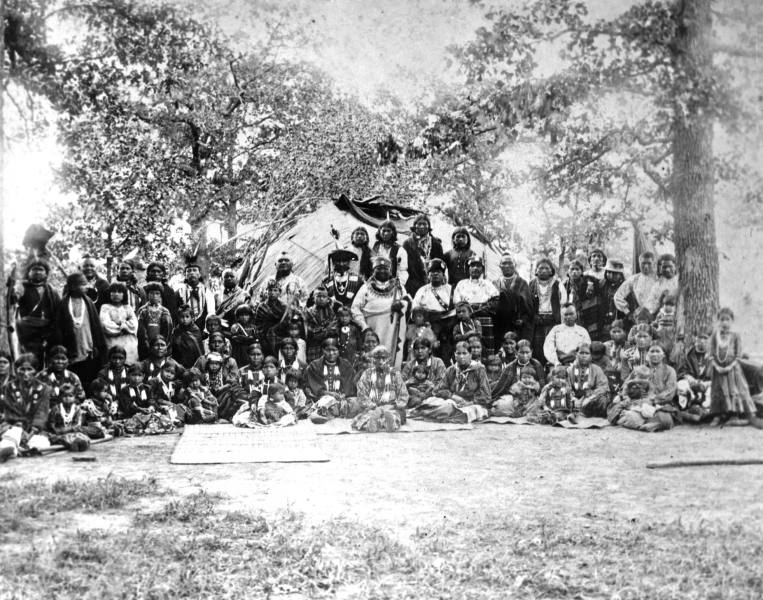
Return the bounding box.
[585,249,608,282]
[351,257,410,368]
[81,256,110,309]
[258,252,308,310]
[493,253,533,343]
[443,227,477,287]
[13,260,61,366]
[543,304,591,367]
[614,251,659,323]
[402,215,444,297]
[174,260,217,331]
[216,268,248,326]
[323,247,364,307]
[528,258,567,364]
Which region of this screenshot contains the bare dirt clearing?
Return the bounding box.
[5,423,763,530]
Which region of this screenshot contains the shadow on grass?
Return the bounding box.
[2,480,763,599]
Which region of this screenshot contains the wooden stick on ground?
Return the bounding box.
[646,459,763,469]
[39,435,115,457]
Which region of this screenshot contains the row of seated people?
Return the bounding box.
[2,305,760,460]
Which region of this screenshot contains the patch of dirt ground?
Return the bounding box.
[4,423,763,532]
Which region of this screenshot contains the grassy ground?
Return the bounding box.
[2,424,763,598]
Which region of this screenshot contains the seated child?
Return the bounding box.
[336,306,361,364]
[193,332,240,388]
[286,318,307,365]
[505,339,546,388]
[170,304,204,369]
[607,365,673,432]
[149,361,186,425]
[467,333,484,364]
[653,294,681,364]
[452,301,482,343]
[137,282,173,360]
[240,343,265,395]
[529,366,574,424]
[676,329,712,422]
[405,308,438,359]
[592,340,619,394]
[81,379,118,437]
[230,304,259,368]
[258,382,296,426]
[500,366,540,418]
[498,332,518,367]
[284,369,308,417]
[117,364,152,418]
[484,354,513,409]
[620,324,652,381]
[203,315,232,355]
[182,369,219,424]
[46,383,91,451]
[604,319,628,371]
[626,307,654,345]
[96,345,130,399]
[39,345,85,408]
[405,363,436,408]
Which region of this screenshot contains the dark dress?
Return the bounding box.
[402,235,445,297]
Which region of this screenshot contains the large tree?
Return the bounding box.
[416,0,762,337]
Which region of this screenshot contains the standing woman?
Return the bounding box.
[453,257,500,354]
[372,220,408,289]
[54,273,108,389]
[100,282,140,364]
[528,258,567,364]
[402,215,444,298]
[708,308,763,428]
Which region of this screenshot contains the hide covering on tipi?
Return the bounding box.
[243,195,506,294]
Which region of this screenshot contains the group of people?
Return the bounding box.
[1,216,761,461]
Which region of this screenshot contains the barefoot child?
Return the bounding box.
[531,366,574,424]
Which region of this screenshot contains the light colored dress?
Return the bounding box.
[351,279,409,368]
[100,303,139,363]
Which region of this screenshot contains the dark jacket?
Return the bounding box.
[54,294,108,364]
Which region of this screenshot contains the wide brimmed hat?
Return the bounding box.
[329,247,358,262]
[605,259,625,274]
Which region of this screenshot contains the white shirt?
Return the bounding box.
[543,324,591,365]
[412,284,453,313]
[453,278,499,305]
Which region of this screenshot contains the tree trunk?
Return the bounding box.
[671,0,719,342]
[225,198,237,239]
[0,10,8,354]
